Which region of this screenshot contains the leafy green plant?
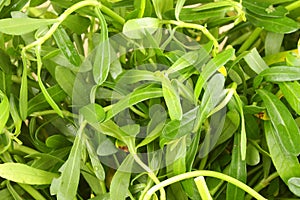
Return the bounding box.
[0,0,300,199]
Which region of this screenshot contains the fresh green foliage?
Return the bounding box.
[0,0,300,199]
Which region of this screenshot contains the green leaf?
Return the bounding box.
[105,85,163,121]
[246,143,260,166]
[152,0,173,19]
[244,48,269,74]
[110,155,134,200]
[265,32,284,56]
[27,85,66,115]
[51,122,86,200]
[243,0,288,18]
[116,70,158,84]
[288,177,300,197]
[175,0,185,21]
[54,66,75,97]
[161,76,182,120]
[0,163,58,185]
[246,10,299,34]
[79,103,105,124]
[53,26,82,67]
[161,106,198,145]
[194,48,234,101]
[19,55,28,120]
[0,89,9,133]
[216,110,240,146]
[0,18,58,35]
[93,8,110,85]
[123,17,160,39]
[194,74,225,132]
[62,15,90,34]
[279,81,300,115]
[166,137,186,175]
[258,66,300,82]
[85,137,105,181]
[258,89,300,155]
[264,121,300,184]
[226,133,246,200]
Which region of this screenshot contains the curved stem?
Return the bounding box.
[131,154,166,200]
[162,20,219,56]
[24,0,101,51]
[143,170,267,200]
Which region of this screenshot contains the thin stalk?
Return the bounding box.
[24,1,101,51]
[131,154,166,200]
[138,0,146,18]
[144,171,267,200]
[285,1,300,11]
[130,106,148,119]
[245,172,279,200]
[162,20,219,56]
[194,176,213,200]
[237,27,262,54]
[30,110,77,118]
[100,5,125,25]
[139,178,154,200]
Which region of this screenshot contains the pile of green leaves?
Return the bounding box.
[0,0,300,199]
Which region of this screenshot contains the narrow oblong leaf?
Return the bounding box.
[79,103,105,124]
[27,85,66,115]
[194,48,234,101]
[0,90,9,133]
[279,81,300,114]
[258,89,300,155]
[53,26,82,67]
[226,133,246,200]
[0,163,58,185]
[244,48,269,74]
[175,0,185,21]
[93,8,110,85]
[161,76,182,120]
[0,18,58,35]
[105,85,163,121]
[243,0,288,18]
[51,122,85,200]
[246,10,299,34]
[110,155,134,200]
[264,121,300,184]
[123,17,160,39]
[259,66,300,82]
[152,0,173,19]
[288,177,300,197]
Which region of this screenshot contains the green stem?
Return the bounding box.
[24,0,101,51]
[245,172,278,200]
[237,27,262,54]
[131,154,166,200]
[162,20,219,56]
[100,5,125,25]
[139,178,154,200]
[138,0,146,18]
[144,171,267,200]
[30,110,77,118]
[194,176,213,200]
[285,1,300,11]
